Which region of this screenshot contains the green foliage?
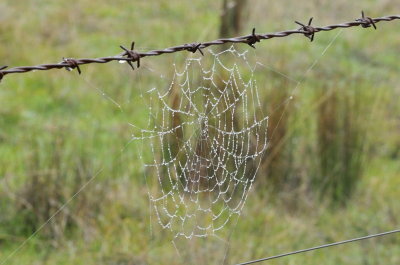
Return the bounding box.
[314,82,366,205]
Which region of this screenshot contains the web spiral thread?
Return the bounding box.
[131,46,269,239]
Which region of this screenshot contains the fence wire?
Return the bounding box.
[235,229,400,265]
[0,11,399,82]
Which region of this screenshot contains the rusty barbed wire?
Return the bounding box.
[0,11,399,82]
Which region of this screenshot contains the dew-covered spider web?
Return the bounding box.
[130,46,269,239]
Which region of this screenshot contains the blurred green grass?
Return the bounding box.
[0,0,399,264]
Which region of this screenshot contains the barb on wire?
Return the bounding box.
[62,58,82,74]
[185,42,204,55]
[0,66,8,81]
[0,12,398,82]
[247,28,261,48]
[120,41,141,70]
[295,17,317,41]
[357,10,377,29]
[235,229,400,265]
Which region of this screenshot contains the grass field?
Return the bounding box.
[0,0,399,264]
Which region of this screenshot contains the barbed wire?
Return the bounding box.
[235,229,400,265]
[0,11,399,82]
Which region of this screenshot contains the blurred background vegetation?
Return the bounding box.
[0,0,399,264]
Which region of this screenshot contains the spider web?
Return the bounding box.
[130,46,269,239]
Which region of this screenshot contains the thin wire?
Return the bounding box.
[235,229,400,265]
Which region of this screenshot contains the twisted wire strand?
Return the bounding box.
[0,14,399,81]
